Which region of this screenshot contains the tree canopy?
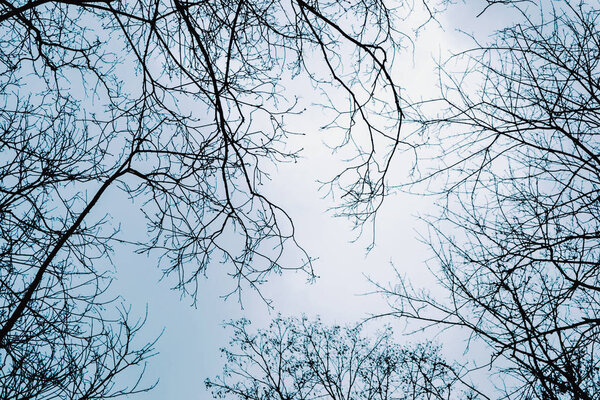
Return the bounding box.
[2,0,600,399]
[381,1,600,398]
[0,0,415,397]
[207,317,481,400]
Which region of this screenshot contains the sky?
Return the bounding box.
[105,1,524,398]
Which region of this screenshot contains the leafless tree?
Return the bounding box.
[206,317,481,400]
[0,0,422,397]
[380,1,600,398]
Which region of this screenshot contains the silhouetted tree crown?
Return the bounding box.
[0,0,415,397]
[207,317,482,400]
[380,1,600,399]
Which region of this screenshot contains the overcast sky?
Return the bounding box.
[106,2,524,398]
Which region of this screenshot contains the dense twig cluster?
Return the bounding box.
[207,317,481,400]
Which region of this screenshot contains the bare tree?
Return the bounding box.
[206,317,480,400]
[381,1,600,398]
[0,0,422,397]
